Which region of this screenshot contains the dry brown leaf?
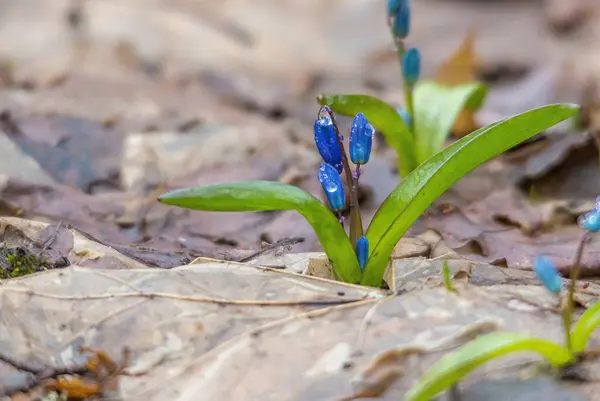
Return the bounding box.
[434,29,481,137]
[4,217,600,400]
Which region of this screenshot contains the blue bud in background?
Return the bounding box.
[402,48,421,86]
[578,209,600,233]
[356,236,369,272]
[387,0,403,16]
[533,254,562,294]
[391,0,410,39]
[396,107,412,128]
[318,163,345,211]
[314,116,343,174]
[349,112,374,165]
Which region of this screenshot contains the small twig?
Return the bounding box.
[235,237,305,263]
[41,220,63,251]
[353,298,389,357]
[0,357,88,397]
[0,352,43,375]
[3,287,366,307]
[564,231,590,353]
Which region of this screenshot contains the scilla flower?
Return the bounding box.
[356,236,369,272]
[349,112,374,165]
[318,163,345,211]
[402,48,421,87]
[390,0,410,39]
[578,197,600,232]
[314,115,343,174]
[533,254,562,294]
[387,0,403,17]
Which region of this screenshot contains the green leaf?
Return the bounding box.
[404,332,573,401]
[317,94,418,176]
[413,81,487,163]
[571,300,600,353]
[362,103,580,287]
[158,181,362,283]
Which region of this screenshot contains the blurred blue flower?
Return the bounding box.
[387,0,403,16]
[314,116,343,174]
[356,236,369,272]
[391,0,410,39]
[402,48,421,86]
[578,200,600,232]
[349,112,374,165]
[318,163,345,211]
[533,254,562,294]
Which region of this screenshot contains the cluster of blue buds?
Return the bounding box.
[314,110,374,213]
[314,107,374,269]
[578,197,600,232]
[533,254,562,295]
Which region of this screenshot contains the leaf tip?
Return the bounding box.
[316,94,328,106]
[156,189,180,205]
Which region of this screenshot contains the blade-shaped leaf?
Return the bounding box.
[413,81,487,163]
[404,332,573,401]
[362,103,580,287]
[317,94,418,176]
[571,300,600,353]
[158,181,362,283]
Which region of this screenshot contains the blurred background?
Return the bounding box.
[0,0,598,270]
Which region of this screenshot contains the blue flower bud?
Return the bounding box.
[356,236,369,272]
[391,0,410,39]
[387,0,403,16]
[318,163,345,211]
[533,254,562,294]
[314,116,343,174]
[349,112,374,165]
[578,209,600,233]
[396,107,412,127]
[402,48,420,86]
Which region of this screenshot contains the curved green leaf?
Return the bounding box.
[317,94,417,177]
[405,332,573,401]
[571,300,600,353]
[413,81,487,163]
[158,181,361,283]
[362,103,580,287]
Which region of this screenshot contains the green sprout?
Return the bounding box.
[157,0,580,288]
[158,104,579,287]
[442,260,454,293]
[404,207,600,400]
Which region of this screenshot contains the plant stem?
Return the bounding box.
[563,231,590,354]
[394,36,415,134]
[319,106,363,246]
[403,85,415,133]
